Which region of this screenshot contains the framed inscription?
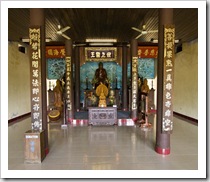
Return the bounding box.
[85,47,117,62]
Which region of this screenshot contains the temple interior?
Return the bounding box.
[2,2,207,179]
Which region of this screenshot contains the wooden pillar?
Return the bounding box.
[75,47,80,111]
[29,8,48,155]
[65,39,74,121]
[155,8,174,155]
[122,45,128,111]
[131,39,138,120]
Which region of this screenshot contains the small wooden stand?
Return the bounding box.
[24,130,45,164]
[139,94,152,130]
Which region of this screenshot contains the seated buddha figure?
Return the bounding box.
[92,62,109,89]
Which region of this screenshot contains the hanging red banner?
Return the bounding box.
[137,46,158,58]
[46,46,65,58]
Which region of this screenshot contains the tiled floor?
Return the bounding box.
[7,113,199,177]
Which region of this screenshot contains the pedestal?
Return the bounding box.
[88,107,117,125]
[24,130,45,163]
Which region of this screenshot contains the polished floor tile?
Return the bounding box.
[8,114,198,172]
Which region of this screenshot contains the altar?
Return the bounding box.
[84,89,120,110]
[88,107,117,126]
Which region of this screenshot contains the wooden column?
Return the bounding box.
[75,46,80,111]
[65,39,74,121]
[155,8,174,155]
[29,8,48,155]
[122,45,128,111]
[131,39,138,120]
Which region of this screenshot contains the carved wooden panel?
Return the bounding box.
[88,107,117,125]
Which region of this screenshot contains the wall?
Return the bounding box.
[8,42,31,119]
[174,39,198,119]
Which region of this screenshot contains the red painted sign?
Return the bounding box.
[138,46,158,58]
[46,46,65,58]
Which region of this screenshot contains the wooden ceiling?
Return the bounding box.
[8,8,198,46]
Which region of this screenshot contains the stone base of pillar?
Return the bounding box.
[131,110,138,121]
[155,146,170,155]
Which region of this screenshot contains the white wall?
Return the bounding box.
[8,42,31,119]
[174,39,198,119]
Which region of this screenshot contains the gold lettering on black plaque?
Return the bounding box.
[162,25,175,133]
[131,57,138,111]
[65,56,72,111]
[29,27,42,131]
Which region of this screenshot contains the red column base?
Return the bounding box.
[45,147,49,155]
[68,118,74,123]
[155,146,170,155]
[132,118,138,122]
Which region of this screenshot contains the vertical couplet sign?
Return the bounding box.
[131,57,138,111]
[162,24,175,133]
[29,26,42,131]
[65,57,72,111]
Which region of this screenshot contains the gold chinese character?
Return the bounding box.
[150,49,155,56]
[165,109,171,117]
[32,61,38,68]
[166,82,172,90]
[32,52,38,60]
[32,97,39,102]
[96,52,100,58]
[31,42,38,50]
[60,49,65,56]
[47,49,53,56]
[101,52,106,58]
[33,103,40,111]
[144,49,149,56]
[32,79,39,87]
[32,69,39,78]
[30,33,38,42]
[166,50,173,59]
[164,118,171,126]
[166,42,173,49]
[138,49,142,57]
[166,32,173,41]
[32,88,39,95]
[166,92,171,99]
[90,52,95,58]
[106,52,112,58]
[166,74,172,81]
[53,49,59,56]
[165,100,171,108]
[166,59,173,67]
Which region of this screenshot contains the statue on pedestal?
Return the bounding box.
[141,78,150,95]
[108,90,116,105]
[92,62,109,89]
[53,79,63,111]
[96,82,108,107]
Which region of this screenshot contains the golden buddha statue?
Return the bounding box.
[141,78,150,94]
[96,82,108,107]
[53,79,63,110]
